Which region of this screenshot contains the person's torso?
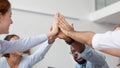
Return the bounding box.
[75,61,107,68]
[0,57,32,68]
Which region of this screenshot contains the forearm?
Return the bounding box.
[101,49,120,57]
[78,46,107,66]
[63,36,85,52]
[29,40,51,65]
[0,34,48,54]
[67,31,95,48]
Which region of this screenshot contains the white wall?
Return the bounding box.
[9,0,96,20]
[4,0,120,68]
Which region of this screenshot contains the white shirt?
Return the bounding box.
[0,40,51,68]
[0,34,47,54]
[92,30,120,50]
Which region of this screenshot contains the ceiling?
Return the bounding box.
[88,1,120,25]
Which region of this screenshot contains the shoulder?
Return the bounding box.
[0,57,6,61]
[0,57,8,64]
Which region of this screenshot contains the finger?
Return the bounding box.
[59,13,65,23]
[50,26,53,31]
[71,23,74,27]
[60,14,66,23]
[58,22,62,28]
[71,23,73,26]
[60,14,68,24]
[59,15,66,25]
[59,14,71,27]
[58,12,61,17]
[54,13,59,24]
[58,18,65,26]
[58,15,66,26]
[56,12,59,18]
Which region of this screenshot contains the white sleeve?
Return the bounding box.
[0,34,48,54]
[92,30,120,50]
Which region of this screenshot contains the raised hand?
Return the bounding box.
[57,13,74,36]
[47,13,59,44]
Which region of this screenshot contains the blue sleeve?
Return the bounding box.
[0,34,48,54]
[27,40,51,66]
[78,45,109,67]
[75,62,82,68]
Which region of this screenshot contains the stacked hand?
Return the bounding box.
[52,13,86,53]
[56,12,74,41]
[48,12,75,43]
[47,13,59,44]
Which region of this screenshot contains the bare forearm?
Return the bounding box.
[67,31,95,48]
[62,36,85,52]
[101,49,120,57]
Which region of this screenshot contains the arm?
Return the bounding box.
[27,14,58,65]
[62,35,108,67]
[59,34,108,68]
[0,34,48,54]
[101,49,120,57]
[28,40,51,65]
[67,31,95,48]
[78,45,108,67]
[26,14,59,65]
[57,30,108,67]
[70,40,108,67]
[57,13,95,48]
[0,13,59,54]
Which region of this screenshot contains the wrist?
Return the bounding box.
[48,36,56,44]
[64,37,71,42]
[47,32,56,44]
[65,38,75,45]
[78,44,85,53]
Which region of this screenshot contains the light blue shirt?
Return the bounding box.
[0,40,51,68]
[76,46,109,68]
[75,61,93,68]
[0,34,47,54]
